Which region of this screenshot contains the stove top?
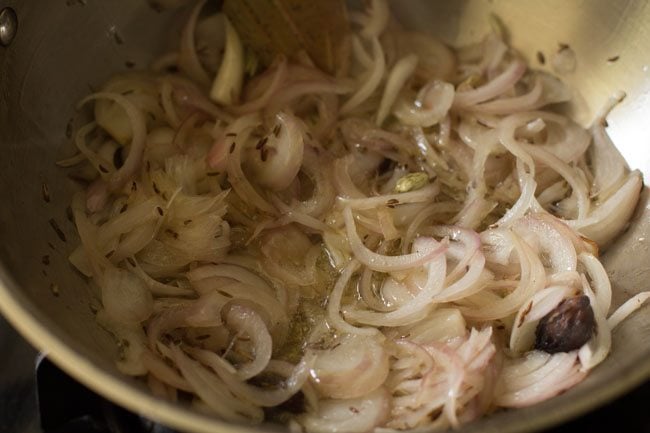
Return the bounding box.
[1,316,649,433]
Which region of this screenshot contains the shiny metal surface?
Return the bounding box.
[0,1,649,432]
[0,7,18,47]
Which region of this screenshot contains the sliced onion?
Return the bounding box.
[79,93,147,192]
[473,76,543,114]
[344,207,447,272]
[402,202,462,253]
[310,334,389,399]
[86,178,109,213]
[341,36,385,114]
[394,308,467,344]
[96,197,162,246]
[187,346,315,406]
[376,54,418,125]
[568,170,642,247]
[463,231,546,320]
[260,226,318,286]
[299,387,390,433]
[100,267,153,324]
[345,240,447,327]
[333,156,367,199]
[121,257,196,297]
[141,349,192,391]
[178,0,210,87]
[272,198,333,233]
[523,143,590,220]
[338,182,439,210]
[589,93,628,198]
[480,228,515,267]
[395,31,456,82]
[327,260,379,335]
[146,293,228,349]
[535,212,599,256]
[210,17,244,105]
[607,292,650,329]
[494,161,537,227]
[246,112,304,191]
[436,251,487,303]
[96,309,148,375]
[169,345,263,422]
[169,74,232,120]
[187,264,274,296]
[231,57,288,114]
[192,280,286,330]
[578,252,611,315]
[225,113,277,213]
[496,351,585,408]
[394,80,455,127]
[431,226,487,302]
[265,81,352,114]
[224,304,273,380]
[513,214,578,273]
[454,60,526,108]
[293,146,337,217]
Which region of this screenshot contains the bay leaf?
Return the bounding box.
[223,0,350,73]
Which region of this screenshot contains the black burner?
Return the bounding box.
[37,357,174,433]
[0,315,649,433]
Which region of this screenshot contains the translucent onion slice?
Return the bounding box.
[341,36,385,114]
[187,346,315,407]
[338,182,439,210]
[454,60,526,108]
[462,231,546,320]
[141,349,192,391]
[589,121,628,199]
[224,304,273,380]
[607,292,650,329]
[327,260,379,335]
[210,17,244,105]
[169,345,263,422]
[343,207,447,272]
[578,252,612,315]
[376,54,418,126]
[345,241,447,327]
[246,112,304,191]
[79,92,147,192]
[394,80,455,127]
[393,308,467,344]
[513,214,578,274]
[96,309,148,376]
[225,113,277,213]
[100,267,153,325]
[299,387,390,433]
[568,170,642,247]
[395,31,456,82]
[178,0,211,87]
[310,334,389,399]
[496,351,585,408]
[260,226,318,286]
[187,264,275,296]
[473,76,543,115]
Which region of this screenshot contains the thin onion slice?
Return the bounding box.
[343,207,447,272]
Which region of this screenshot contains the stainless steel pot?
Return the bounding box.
[1,1,650,432]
